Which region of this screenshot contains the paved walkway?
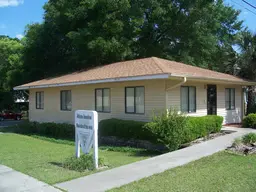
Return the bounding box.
[0,165,60,192]
[56,127,256,192]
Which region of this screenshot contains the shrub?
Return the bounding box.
[242,133,256,145]
[11,121,75,140]
[184,115,223,143]
[183,117,208,143]
[144,109,188,151]
[144,110,223,151]
[242,113,256,128]
[99,118,156,142]
[63,154,106,172]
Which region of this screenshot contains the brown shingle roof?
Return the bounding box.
[14,57,253,89]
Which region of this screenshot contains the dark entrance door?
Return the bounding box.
[207,85,217,115]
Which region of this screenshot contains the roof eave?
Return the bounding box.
[13,73,256,91]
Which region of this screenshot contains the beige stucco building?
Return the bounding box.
[14,57,254,125]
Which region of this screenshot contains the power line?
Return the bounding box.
[231,0,256,16]
[242,0,256,10]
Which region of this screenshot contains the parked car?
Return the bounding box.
[0,110,22,121]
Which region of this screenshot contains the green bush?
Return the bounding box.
[183,115,223,143]
[63,154,106,172]
[144,109,188,151]
[12,121,75,140]
[99,118,156,142]
[242,113,256,128]
[144,109,223,151]
[242,133,256,144]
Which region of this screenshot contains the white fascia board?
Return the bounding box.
[13,74,170,90]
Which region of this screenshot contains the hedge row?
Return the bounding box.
[12,121,75,139]
[183,115,223,143]
[99,119,156,142]
[99,115,224,150]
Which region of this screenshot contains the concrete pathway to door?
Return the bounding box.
[56,127,256,192]
[0,165,60,192]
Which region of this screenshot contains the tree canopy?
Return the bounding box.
[0,36,24,109]
[21,0,243,83]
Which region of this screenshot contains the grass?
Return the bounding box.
[0,133,156,184]
[110,152,256,192]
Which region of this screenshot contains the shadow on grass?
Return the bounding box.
[50,162,64,168]
[99,146,164,157]
[132,150,163,157]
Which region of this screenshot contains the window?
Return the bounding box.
[36,92,44,109]
[95,88,111,112]
[125,87,145,114]
[225,88,235,110]
[181,86,196,113]
[60,90,72,111]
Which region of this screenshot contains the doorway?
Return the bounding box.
[207,85,217,115]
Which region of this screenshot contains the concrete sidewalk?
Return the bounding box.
[56,127,256,192]
[0,165,60,192]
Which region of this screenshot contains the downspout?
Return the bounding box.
[166,77,187,109]
[166,77,187,91]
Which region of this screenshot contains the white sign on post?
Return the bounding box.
[75,110,98,169]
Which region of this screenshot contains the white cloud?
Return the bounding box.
[0,24,6,29]
[16,34,24,39]
[0,0,24,7]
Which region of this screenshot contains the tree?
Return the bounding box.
[0,36,24,90]
[0,36,25,109]
[22,0,243,83]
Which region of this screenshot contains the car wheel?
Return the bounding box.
[0,117,4,121]
[16,116,21,121]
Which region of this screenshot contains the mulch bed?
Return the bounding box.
[227,143,256,155]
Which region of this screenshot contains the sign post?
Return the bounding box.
[75,110,98,169]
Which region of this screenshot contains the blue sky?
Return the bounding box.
[225,0,256,33]
[0,0,255,39]
[0,0,47,38]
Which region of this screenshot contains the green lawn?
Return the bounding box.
[110,152,256,192]
[0,133,154,184]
